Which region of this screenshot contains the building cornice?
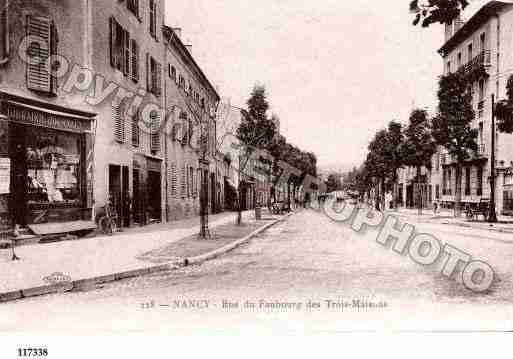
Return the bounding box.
[438,1,512,56]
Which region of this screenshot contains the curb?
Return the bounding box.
[0,212,294,304]
[185,212,293,266]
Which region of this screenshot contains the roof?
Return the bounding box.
[162,25,220,102]
[439,1,513,56]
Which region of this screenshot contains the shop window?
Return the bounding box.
[0,1,9,64]
[26,127,81,206]
[26,15,58,94]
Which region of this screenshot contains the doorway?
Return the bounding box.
[10,123,28,226]
[147,170,161,222]
[108,164,130,228]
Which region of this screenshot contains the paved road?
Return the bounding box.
[1,209,513,333]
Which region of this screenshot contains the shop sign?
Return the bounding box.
[6,104,90,133]
[0,157,10,194]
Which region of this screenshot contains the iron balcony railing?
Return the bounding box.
[459,50,492,74]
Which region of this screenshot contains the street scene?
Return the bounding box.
[1,207,513,332]
[1,0,513,346]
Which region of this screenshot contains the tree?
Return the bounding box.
[236,85,276,224]
[325,173,342,193]
[401,108,437,215]
[432,71,477,217]
[409,0,469,27]
[386,121,405,210]
[366,130,390,211]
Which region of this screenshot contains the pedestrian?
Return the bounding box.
[433,201,438,215]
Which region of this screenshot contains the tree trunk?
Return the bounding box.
[375,180,381,211]
[454,164,462,217]
[416,165,422,216]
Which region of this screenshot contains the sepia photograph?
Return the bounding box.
[0,0,512,355]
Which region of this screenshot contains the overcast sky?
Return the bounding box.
[165,0,488,169]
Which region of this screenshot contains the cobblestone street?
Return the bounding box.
[2,209,513,333]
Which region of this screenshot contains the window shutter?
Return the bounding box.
[109,17,115,67]
[150,110,160,152]
[181,164,186,197]
[123,29,130,76]
[155,61,162,96]
[0,1,9,61]
[131,39,138,82]
[131,113,139,146]
[113,103,124,143]
[170,163,178,198]
[26,15,51,93]
[146,52,150,91]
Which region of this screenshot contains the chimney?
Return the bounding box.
[172,27,182,39]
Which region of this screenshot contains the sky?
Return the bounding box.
[165,0,489,170]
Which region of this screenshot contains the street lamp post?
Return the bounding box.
[489,93,498,223]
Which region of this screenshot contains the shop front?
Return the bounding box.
[0,93,95,232]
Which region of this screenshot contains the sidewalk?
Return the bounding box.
[389,207,513,233]
[0,209,290,302]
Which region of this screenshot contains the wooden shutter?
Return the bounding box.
[146,52,150,91]
[85,133,95,209]
[131,113,139,146]
[150,110,160,152]
[123,29,130,76]
[155,60,162,96]
[113,103,124,143]
[170,163,177,198]
[149,0,155,37]
[26,15,51,93]
[131,39,138,82]
[181,163,186,197]
[109,17,115,67]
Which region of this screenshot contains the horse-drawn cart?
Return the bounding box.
[465,198,490,221]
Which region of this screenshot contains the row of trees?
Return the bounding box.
[235,85,318,222]
[346,67,513,217]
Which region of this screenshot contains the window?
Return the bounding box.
[149,0,157,39]
[478,79,485,102]
[436,184,440,199]
[468,43,473,62]
[26,126,82,206]
[477,167,483,196]
[171,66,176,81]
[131,114,139,147]
[110,17,130,77]
[188,167,194,198]
[113,103,125,143]
[447,61,451,74]
[0,2,9,63]
[127,0,139,18]
[457,52,462,67]
[26,15,58,94]
[146,54,161,96]
[201,98,205,108]
[180,164,186,197]
[149,109,160,152]
[480,32,486,52]
[130,39,139,82]
[465,167,471,196]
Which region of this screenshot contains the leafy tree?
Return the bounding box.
[236,85,276,224]
[401,109,437,214]
[432,71,477,217]
[325,173,342,193]
[410,0,469,27]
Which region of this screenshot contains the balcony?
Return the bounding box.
[458,50,491,81]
